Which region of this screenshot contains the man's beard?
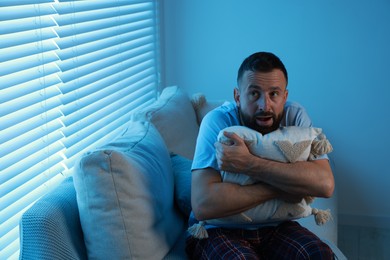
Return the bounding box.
[238,107,283,135]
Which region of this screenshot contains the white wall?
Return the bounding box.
[162,0,390,228]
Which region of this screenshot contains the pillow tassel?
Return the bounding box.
[311,134,333,158]
[312,208,332,225]
[187,221,209,239]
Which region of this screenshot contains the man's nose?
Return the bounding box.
[257,96,269,111]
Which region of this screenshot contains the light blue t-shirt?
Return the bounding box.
[189,101,327,229]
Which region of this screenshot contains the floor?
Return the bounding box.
[338,225,390,259]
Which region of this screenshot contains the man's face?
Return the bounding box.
[234,69,288,135]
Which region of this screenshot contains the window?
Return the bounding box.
[0,0,160,258]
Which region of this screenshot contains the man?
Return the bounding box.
[186,52,335,259]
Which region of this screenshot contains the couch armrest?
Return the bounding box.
[19,177,87,260]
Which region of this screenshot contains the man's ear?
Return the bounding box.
[284,89,289,102]
[234,88,240,107]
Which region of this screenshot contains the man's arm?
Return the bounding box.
[191,167,300,220]
[215,131,335,198]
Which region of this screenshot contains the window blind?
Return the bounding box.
[0,1,160,258]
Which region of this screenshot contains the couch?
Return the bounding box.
[19,86,346,259]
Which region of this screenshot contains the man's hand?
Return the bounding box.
[215,131,256,173]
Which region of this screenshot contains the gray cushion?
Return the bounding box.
[74,121,184,259]
[134,86,199,159]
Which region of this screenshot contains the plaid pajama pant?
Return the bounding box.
[186,221,334,260]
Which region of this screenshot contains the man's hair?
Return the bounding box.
[237,52,288,86]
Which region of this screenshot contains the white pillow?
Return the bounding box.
[74,121,184,259]
[134,86,199,159]
[207,125,331,225]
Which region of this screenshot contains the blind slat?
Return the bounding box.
[0,52,59,77]
[1,165,65,225]
[63,94,156,169]
[59,48,154,87]
[0,86,61,118]
[57,40,154,72]
[59,57,154,94]
[64,87,156,159]
[0,4,56,20]
[53,1,149,14]
[1,133,64,177]
[61,65,154,106]
[55,11,153,37]
[0,39,58,63]
[0,118,63,162]
[55,19,153,49]
[0,95,62,131]
[54,4,152,26]
[0,75,61,113]
[0,0,54,7]
[0,227,19,259]
[59,51,153,83]
[0,27,58,49]
[0,109,62,147]
[0,16,57,35]
[56,31,153,61]
[62,76,155,137]
[0,62,60,90]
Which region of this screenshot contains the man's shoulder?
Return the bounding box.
[216,101,236,111]
[283,101,312,127]
[206,101,237,118]
[201,101,240,128]
[284,101,306,111]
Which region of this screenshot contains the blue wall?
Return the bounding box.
[162,0,390,228]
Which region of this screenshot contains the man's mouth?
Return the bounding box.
[256,116,273,126]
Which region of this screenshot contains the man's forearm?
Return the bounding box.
[191,168,282,221]
[245,156,334,198]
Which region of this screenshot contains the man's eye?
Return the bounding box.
[270,91,279,97]
[250,91,259,97]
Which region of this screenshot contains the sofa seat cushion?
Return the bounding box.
[73,121,184,260]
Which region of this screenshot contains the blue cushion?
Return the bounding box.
[171,153,192,216]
